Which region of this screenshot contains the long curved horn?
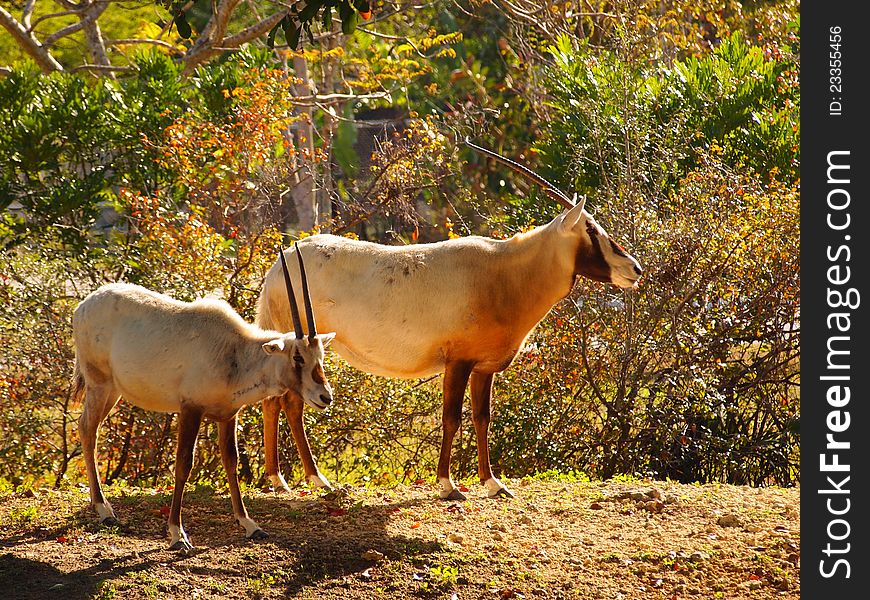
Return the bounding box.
[294,243,317,341]
[464,137,576,210]
[279,249,304,340]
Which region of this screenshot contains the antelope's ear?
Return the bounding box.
[559,197,586,233]
[318,332,336,348]
[262,339,286,354]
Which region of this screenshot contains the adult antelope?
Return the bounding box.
[257,140,642,500]
[72,248,335,551]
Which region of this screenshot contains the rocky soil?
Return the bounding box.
[0,477,800,599]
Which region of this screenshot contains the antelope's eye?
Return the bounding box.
[294,354,305,367]
[586,223,598,236]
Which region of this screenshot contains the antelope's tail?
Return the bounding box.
[70,357,86,406]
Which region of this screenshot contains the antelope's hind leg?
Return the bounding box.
[167,406,203,552]
[219,415,267,540]
[470,372,513,499]
[79,382,121,525]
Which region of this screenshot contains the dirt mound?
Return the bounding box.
[0,478,799,599]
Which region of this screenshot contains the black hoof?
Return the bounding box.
[247,529,269,541]
[99,517,120,527]
[442,489,467,501]
[493,487,515,499]
[169,540,194,553]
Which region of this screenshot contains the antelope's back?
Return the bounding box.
[74,283,252,409]
[259,234,512,378]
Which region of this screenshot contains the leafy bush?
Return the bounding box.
[539,32,799,196]
[0,5,799,491]
[476,168,799,486]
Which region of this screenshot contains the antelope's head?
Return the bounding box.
[465,138,642,289]
[263,245,336,411]
[557,197,643,289]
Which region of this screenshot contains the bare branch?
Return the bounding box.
[26,8,81,32]
[290,91,391,106]
[182,7,296,75]
[181,0,244,74]
[221,10,289,49]
[43,0,108,48]
[80,2,112,68]
[69,63,133,74]
[105,38,181,52]
[22,0,36,29]
[0,4,64,73]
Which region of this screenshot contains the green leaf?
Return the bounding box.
[267,22,281,49]
[175,14,192,39]
[285,22,302,50]
[341,11,358,35]
[298,2,320,23]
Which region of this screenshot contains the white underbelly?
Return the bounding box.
[111,364,185,413]
[331,340,445,379]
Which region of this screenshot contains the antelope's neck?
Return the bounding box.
[229,340,285,408]
[500,225,576,332]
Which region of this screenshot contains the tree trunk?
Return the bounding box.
[290,54,318,231]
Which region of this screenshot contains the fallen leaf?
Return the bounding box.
[410,522,421,529]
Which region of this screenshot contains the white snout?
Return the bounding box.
[303,393,332,411]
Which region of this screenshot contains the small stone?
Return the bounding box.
[646,488,663,500]
[689,551,708,562]
[448,533,465,544]
[589,502,604,510]
[717,513,742,528]
[519,514,533,525]
[630,492,647,502]
[361,549,384,561]
[749,580,763,590]
[644,500,664,514]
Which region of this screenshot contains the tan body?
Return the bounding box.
[73,282,333,550]
[258,201,642,499]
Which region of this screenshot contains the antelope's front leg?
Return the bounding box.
[219,416,267,540]
[283,391,332,490]
[262,395,291,493]
[470,372,513,498]
[168,407,203,552]
[437,361,473,501]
